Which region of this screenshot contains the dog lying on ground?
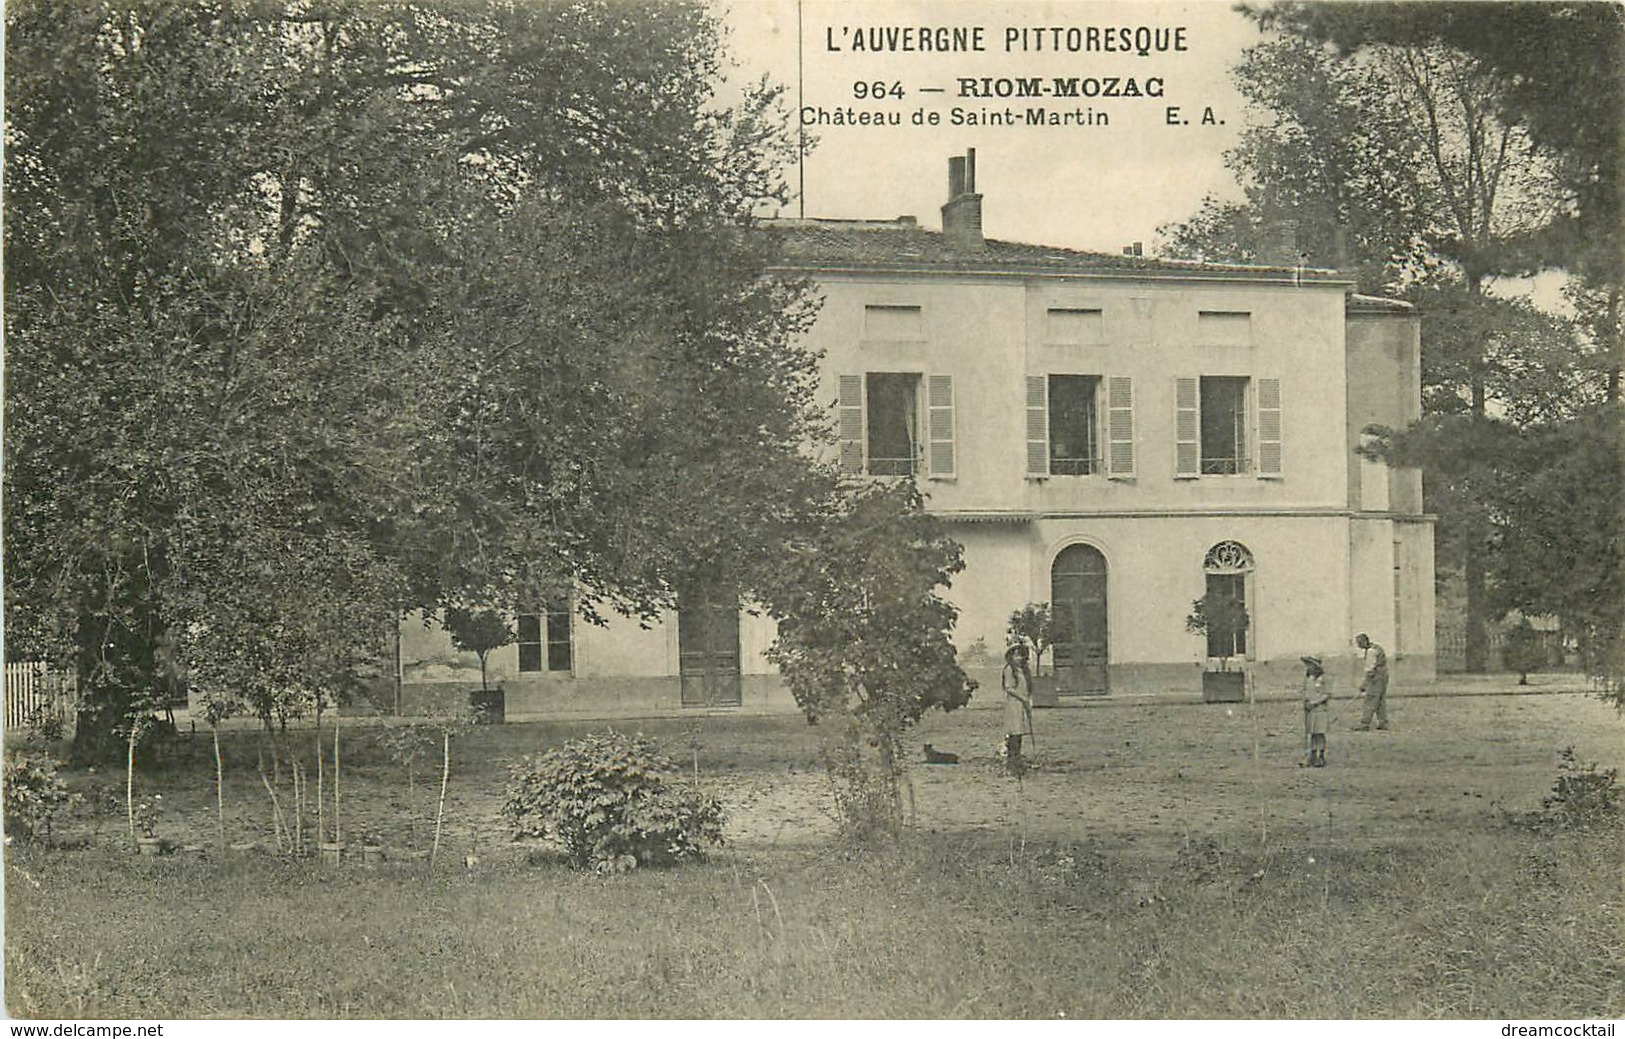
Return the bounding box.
[922,743,959,764]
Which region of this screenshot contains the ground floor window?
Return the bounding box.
[517,604,572,673]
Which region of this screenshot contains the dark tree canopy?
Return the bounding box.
[4,0,829,758]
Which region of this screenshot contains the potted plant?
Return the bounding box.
[445,607,512,724]
[1007,603,1057,707]
[359,829,387,866]
[1186,594,1249,703]
[133,796,165,856]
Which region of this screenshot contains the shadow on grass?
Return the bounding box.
[6,817,1620,1019]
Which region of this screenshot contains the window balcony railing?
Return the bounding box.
[1049,457,1102,476]
[867,456,917,477]
[1200,456,1249,476]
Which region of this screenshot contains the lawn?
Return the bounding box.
[5,680,1623,1019]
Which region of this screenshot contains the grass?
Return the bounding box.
[5,685,1624,1018]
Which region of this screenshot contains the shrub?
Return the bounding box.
[503,731,723,870]
[1542,746,1620,829]
[4,753,78,842]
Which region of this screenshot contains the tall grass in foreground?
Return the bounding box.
[6,821,1620,1019]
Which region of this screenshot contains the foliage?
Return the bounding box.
[1501,619,1545,686]
[3,0,825,762]
[502,731,723,870]
[3,753,79,842]
[1162,18,1613,675]
[22,701,68,743]
[132,796,163,839]
[765,481,975,840]
[1007,603,1054,676]
[1542,747,1620,830]
[444,608,514,692]
[1186,595,1249,670]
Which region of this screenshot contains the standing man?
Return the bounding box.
[1002,642,1034,774]
[1354,633,1390,731]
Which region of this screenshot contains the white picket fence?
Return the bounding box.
[4,662,76,731]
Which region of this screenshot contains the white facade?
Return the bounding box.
[400,157,1434,713]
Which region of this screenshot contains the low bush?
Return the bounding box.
[4,753,78,842]
[1542,746,1620,829]
[502,731,723,871]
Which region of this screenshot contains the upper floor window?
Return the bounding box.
[1048,375,1100,475]
[1200,376,1249,474]
[1027,374,1135,479]
[866,372,919,476]
[517,603,573,673]
[1175,376,1282,478]
[1198,311,1252,348]
[837,372,956,479]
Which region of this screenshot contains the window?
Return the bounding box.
[1047,308,1104,346]
[1048,375,1100,475]
[1202,540,1254,660]
[517,604,572,673]
[837,372,956,479]
[1200,376,1249,474]
[1027,375,1134,479]
[1198,311,1251,347]
[1175,376,1281,478]
[865,372,920,476]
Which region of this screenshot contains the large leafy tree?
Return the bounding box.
[5,0,827,760]
[1160,11,1613,672]
[765,481,976,841]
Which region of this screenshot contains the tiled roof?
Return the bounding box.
[761,218,1348,283]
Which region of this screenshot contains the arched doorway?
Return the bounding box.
[1051,544,1108,695]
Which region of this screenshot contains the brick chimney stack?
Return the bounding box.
[1258,216,1302,267]
[941,148,984,247]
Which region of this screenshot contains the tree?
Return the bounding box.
[1186,595,1250,673]
[765,481,976,841]
[443,608,513,693]
[1160,19,1606,672]
[4,0,826,760]
[1006,603,1054,677]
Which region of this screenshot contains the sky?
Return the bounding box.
[720,0,1267,255]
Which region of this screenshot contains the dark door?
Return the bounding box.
[678,595,742,708]
[1051,544,1109,695]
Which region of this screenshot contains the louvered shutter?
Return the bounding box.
[1025,375,1049,478]
[1256,377,1282,477]
[926,374,956,479]
[837,374,864,475]
[1175,377,1200,478]
[1107,376,1135,478]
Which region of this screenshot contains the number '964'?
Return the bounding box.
[853,81,905,100]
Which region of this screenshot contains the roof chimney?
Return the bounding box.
[941,148,984,247]
[1258,215,1302,267]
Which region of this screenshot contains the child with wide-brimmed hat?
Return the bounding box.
[1301,655,1330,768]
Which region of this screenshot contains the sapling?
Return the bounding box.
[429,708,476,870]
[333,711,342,846]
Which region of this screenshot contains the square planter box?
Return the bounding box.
[1202,670,1247,703]
[470,686,505,724]
[1030,675,1060,708]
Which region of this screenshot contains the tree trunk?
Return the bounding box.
[1464,526,1491,673]
[431,732,450,869]
[1463,274,1492,673]
[213,722,225,847]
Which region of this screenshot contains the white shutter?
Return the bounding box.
[1175,376,1200,478]
[926,374,956,479]
[1257,377,1282,477]
[1107,376,1135,478]
[837,374,864,475]
[1025,375,1049,478]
